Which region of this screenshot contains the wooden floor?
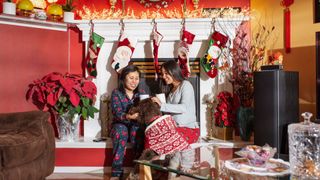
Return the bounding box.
[46,173,112,180]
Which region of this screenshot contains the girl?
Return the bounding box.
[110,65,144,180]
[151,60,200,176]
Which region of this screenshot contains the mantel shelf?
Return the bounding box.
[0,14,73,31]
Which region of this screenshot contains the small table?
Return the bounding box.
[134,138,252,180]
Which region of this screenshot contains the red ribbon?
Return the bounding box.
[281,0,294,53]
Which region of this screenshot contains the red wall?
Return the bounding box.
[0,25,83,113]
[0,0,249,113]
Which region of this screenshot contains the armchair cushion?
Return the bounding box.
[0,111,55,180]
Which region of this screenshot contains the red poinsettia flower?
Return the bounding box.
[214,91,237,128]
[81,81,97,99]
[26,72,99,120]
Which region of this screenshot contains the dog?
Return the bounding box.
[126,98,190,180]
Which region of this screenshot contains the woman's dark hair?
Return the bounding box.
[118,65,141,94]
[160,60,186,95]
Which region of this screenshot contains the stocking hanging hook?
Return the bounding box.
[89,20,94,35]
[119,19,125,34]
[152,18,157,31]
[211,18,216,33]
[181,18,186,30]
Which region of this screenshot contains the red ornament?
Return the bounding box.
[281,0,294,53]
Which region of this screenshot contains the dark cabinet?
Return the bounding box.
[254,70,299,160]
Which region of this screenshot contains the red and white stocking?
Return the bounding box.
[111,32,137,73]
[152,27,163,79]
[177,30,195,78]
[200,31,229,78]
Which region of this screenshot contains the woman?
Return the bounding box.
[110,65,144,180]
[151,60,199,174]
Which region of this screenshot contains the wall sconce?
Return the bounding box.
[192,0,199,9]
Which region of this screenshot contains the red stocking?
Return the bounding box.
[111,32,137,73]
[177,30,195,78]
[153,27,163,79]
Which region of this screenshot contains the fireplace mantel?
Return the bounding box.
[75,17,248,43]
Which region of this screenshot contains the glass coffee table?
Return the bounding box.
[134,138,252,180]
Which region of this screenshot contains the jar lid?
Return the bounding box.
[288,112,320,135]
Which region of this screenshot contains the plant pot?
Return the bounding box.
[215,126,233,140]
[56,112,81,142]
[3,2,16,15]
[63,11,74,22]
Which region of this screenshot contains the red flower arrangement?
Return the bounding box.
[26,72,98,119]
[232,23,276,108]
[268,51,283,65]
[214,91,237,127]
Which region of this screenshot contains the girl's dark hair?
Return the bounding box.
[160,60,186,95]
[118,65,141,94]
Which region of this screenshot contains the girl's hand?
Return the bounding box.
[151,97,162,106]
[126,113,139,120]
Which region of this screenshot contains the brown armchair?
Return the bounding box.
[0,111,55,180]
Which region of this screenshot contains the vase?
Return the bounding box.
[236,106,254,141]
[63,11,74,23]
[215,126,233,140]
[3,2,16,15]
[56,113,81,142]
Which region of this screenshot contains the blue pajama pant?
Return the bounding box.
[110,123,142,177]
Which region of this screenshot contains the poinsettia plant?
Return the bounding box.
[26,72,99,119]
[214,91,237,127]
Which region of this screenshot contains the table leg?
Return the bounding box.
[139,164,153,180]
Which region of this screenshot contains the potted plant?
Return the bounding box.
[213,91,236,140]
[62,0,75,22]
[3,0,16,15]
[26,72,99,141]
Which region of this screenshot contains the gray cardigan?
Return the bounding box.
[160,80,198,128]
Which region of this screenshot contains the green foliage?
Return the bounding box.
[55,96,98,120]
[62,0,75,12]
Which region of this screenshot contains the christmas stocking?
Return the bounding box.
[200,31,229,78]
[177,30,195,78]
[153,28,163,79]
[85,32,105,78]
[111,32,138,73]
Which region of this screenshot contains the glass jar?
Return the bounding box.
[288,112,320,179]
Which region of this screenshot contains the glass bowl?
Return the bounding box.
[235,144,277,167]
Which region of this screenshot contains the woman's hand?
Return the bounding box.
[151,96,162,106]
[126,113,139,121]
